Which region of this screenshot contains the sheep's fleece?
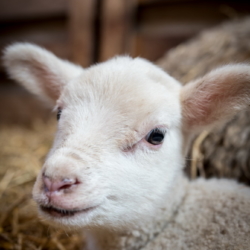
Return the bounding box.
[3,43,250,250]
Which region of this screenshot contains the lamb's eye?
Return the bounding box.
[146,128,165,145]
[57,108,62,120]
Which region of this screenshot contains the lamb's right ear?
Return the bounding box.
[3,43,83,105]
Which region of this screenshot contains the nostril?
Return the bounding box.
[58,178,77,191]
[43,176,78,193]
[59,184,72,190]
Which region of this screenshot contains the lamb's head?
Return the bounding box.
[3,43,250,229]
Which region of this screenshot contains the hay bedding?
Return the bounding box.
[1,16,250,249]
[0,120,82,249]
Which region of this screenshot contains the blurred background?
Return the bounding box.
[1,1,250,249]
[1,0,250,125]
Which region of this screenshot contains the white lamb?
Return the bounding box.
[3,43,250,250]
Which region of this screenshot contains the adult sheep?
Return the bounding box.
[158,16,250,184]
[3,43,250,249]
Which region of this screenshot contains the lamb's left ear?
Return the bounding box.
[181,64,250,132]
[3,43,83,105]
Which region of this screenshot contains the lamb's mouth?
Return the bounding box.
[40,205,97,218]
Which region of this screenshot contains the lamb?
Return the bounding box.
[3,43,250,250]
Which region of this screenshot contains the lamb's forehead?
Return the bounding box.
[64,56,180,97]
[60,57,181,123]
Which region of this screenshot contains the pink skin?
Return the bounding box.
[43,175,79,195]
[40,175,99,218]
[41,175,80,211]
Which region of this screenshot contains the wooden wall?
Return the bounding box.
[1,0,250,124]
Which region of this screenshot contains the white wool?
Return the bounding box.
[3,43,250,249]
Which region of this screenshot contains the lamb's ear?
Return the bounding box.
[3,43,83,105]
[181,64,250,132]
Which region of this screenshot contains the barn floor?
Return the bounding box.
[0,119,83,249]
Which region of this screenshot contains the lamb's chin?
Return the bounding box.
[38,204,100,228]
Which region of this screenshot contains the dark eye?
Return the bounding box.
[146,128,165,145]
[57,108,62,120]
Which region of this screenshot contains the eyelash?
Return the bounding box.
[123,127,167,152]
[57,108,62,120]
[145,127,167,145]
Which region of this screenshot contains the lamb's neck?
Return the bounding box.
[84,174,189,250]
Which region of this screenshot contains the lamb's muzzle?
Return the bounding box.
[43,175,79,194]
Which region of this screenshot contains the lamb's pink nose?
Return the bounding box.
[43,176,77,193]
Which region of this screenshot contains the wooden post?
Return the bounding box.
[99,0,137,62]
[68,0,97,67]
